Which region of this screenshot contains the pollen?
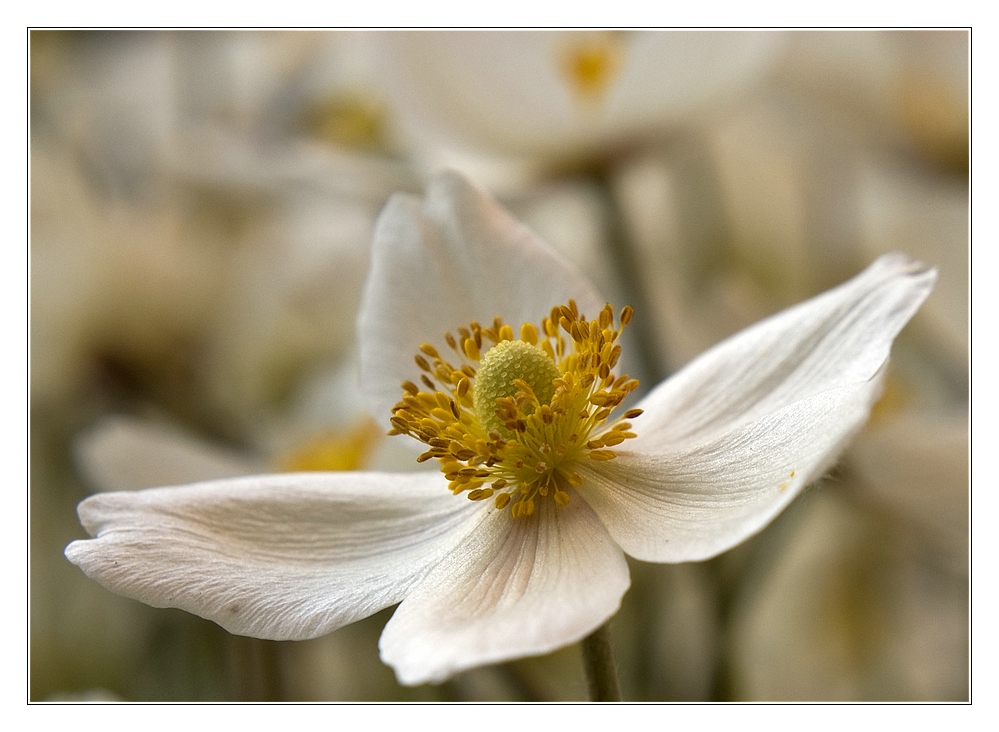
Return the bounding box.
[388,301,641,518]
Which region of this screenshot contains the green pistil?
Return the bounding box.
[473,340,560,437]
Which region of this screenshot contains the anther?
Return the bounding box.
[589,450,617,461]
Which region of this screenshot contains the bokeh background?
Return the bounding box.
[29,29,969,702]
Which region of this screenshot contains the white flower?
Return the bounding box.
[65,170,935,686]
[375,31,783,160]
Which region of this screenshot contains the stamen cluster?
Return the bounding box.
[389,301,642,518]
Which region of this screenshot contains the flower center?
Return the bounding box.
[389,301,642,518]
[559,33,624,105]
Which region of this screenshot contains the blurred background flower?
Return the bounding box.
[30,29,968,701]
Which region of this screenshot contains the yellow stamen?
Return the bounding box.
[463,337,481,361]
[389,302,641,518]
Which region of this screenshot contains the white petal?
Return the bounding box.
[358,169,605,427]
[378,496,630,685]
[575,254,933,562]
[65,472,483,640]
[75,416,260,492]
[578,381,882,562]
[631,253,936,450]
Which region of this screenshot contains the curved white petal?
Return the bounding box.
[65,472,483,640]
[631,254,936,451]
[358,170,605,427]
[379,496,629,685]
[575,254,934,562]
[75,416,260,492]
[578,380,883,562]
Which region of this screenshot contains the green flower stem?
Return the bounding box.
[581,621,622,702]
[228,635,285,701]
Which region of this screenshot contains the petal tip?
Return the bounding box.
[63,539,84,565]
[875,252,939,288]
[426,167,479,195]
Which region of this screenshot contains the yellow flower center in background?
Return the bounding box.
[302,91,389,152]
[559,33,625,105]
[389,301,642,518]
[277,419,383,472]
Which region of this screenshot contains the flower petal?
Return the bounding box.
[358,169,606,426]
[578,381,883,562]
[629,253,936,450]
[575,254,935,563]
[75,415,260,492]
[65,472,483,640]
[378,496,629,685]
